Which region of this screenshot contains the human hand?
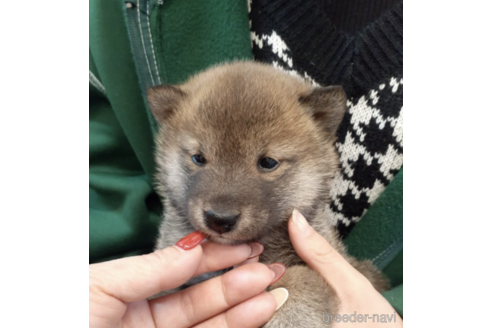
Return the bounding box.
[89,232,288,328]
[288,210,403,327]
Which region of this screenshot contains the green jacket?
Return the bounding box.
[89,0,402,317]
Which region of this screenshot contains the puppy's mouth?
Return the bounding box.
[196,212,293,245]
[203,232,258,245]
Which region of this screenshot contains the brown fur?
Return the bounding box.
[148,62,389,327]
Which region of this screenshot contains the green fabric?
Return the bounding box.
[89,1,156,178]
[382,284,403,317]
[343,169,403,314]
[89,0,162,263]
[344,169,403,270]
[89,66,162,262]
[151,0,252,84]
[382,250,403,288]
[123,0,161,134]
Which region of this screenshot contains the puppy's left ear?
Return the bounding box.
[146,84,186,123]
[299,86,347,135]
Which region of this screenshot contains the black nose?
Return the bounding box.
[204,211,239,234]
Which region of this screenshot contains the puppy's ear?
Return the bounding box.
[146,85,186,122]
[299,86,347,134]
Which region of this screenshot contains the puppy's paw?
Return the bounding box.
[263,265,339,328]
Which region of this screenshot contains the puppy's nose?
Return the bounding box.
[204,211,239,234]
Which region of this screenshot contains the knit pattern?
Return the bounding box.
[249,0,403,236]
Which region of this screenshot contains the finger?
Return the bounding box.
[233,256,260,269]
[120,300,155,328]
[90,243,204,304]
[90,231,208,304]
[288,209,366,295]
[89,238,206,327]
[149,262,286,328]
[232,243,263,268]
[192,291,277,328]
[196,242,263,275]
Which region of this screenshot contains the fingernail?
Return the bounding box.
[292,209,310,235]
[269,288,289,311]
[175,231,207,251]
[247,242,264,259]
[267,263,286,285]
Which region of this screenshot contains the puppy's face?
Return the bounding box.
[148,63,346,244]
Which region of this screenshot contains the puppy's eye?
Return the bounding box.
[191,154,206,166]
[258,157,279,171]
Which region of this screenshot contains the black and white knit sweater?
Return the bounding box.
[249,0,403,236]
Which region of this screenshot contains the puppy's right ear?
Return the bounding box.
[146,85,186,122]
[299,86,347,135]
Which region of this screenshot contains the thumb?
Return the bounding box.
[90,232,205,303]
[288,209,365,295]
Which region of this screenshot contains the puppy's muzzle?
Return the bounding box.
[204,210,239,234]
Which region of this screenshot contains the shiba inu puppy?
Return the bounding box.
[147,62,388,327]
